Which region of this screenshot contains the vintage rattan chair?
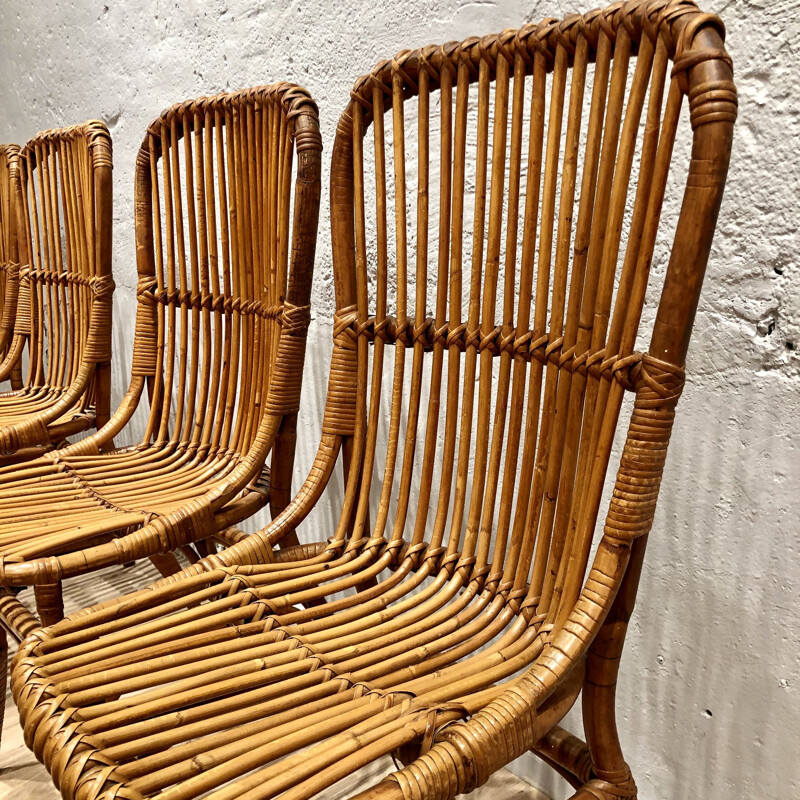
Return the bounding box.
[12,2,736,798]
[0,123,114,461]
[0,86,321,625]
[0,143,24,386]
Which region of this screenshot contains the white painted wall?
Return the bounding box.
[0,1,797,798]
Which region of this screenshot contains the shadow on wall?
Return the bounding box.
[502,370,798,800]
[618,371,799,799]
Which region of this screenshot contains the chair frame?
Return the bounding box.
[0,85,320,678]
[0,143,24,385]
[0,123,113,460]
[12,2,735,799]
[351,5,736,796]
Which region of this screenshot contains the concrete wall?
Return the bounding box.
[0,1,797,797]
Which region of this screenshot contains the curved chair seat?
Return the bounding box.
[13,538,587,800]
[0,443,269,565]
[0,385,96,443]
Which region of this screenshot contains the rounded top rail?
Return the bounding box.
[343,0,736,131]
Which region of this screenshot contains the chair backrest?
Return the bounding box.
[131,84,322,466]
[323,0,736,625]
[14,121,113,400]
[0,144,21,362]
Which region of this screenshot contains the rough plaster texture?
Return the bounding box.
[0,1,797,798]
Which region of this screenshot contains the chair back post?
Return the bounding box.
[651,19,735,366]
[284,102,322,311]
[0,145,22,367]
[12,146,35,383]
[579,13,736,781]
[130,127,163,435]
[266,91,322,521]
[326,108,368,546]
[330,113,358,313]
[0,145,30,384]
[85,122,115,430]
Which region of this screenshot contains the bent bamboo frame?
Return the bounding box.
[0,123,113,459]
[13,2,735,799]
[0,86,321,609]
[0,144,23,380]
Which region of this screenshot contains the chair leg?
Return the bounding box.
[95,360,113,448]
[579,660,637,799]
[195,538,214,558]
[534,726,592,790]
[567,784,635,799]
[0,626,7,751]
[9,360,23,391]
[34,582,64,627]
[578,538,650,800]
[270,412,300,549]
[149,551,184,577]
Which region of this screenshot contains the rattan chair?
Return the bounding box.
[12,2,736,798]
[0,123,113,460]
[0,86,321,626]
[0,143,24,387]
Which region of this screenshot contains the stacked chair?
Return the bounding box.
[0,124,114,463]
[0,143,23,385]
[8,1,736,799]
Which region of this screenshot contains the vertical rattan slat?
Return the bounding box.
[12,3,736,799]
